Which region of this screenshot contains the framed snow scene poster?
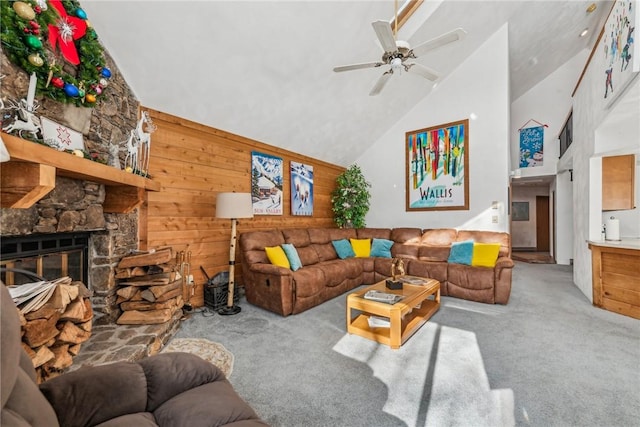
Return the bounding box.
[405,119,469,211]
[290,161,313,216]
[251,151,283,215]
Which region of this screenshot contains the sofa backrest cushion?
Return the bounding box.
[308,229,338,262]
[239,230,285,265]
[281,228,318,266]
[418,228,457,261]
[282,228,311,247]
[457,230,511,258]
[390,228,422,259]
[356,228,392,240]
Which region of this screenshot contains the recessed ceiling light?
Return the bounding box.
[586,3,597,13]
[580,28,589,37]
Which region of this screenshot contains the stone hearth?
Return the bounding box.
[67,311,183,371]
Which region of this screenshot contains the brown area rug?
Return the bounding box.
[512,253,555,264]
[161,338,234,377]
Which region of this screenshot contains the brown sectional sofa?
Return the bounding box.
[239,227,514,316]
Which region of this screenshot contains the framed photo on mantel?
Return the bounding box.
[405,119,469,211]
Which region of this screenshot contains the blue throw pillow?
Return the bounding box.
[448,240,474,265]
[370,238,393,258]
[281,243,303,271]
[332,239,355,259]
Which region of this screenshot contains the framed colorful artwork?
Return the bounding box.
[290,161,313,216]
[251,151,283,215]
[405,119,469,211]
[599,0,638,108]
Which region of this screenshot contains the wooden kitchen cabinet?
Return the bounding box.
[602,154,636,211]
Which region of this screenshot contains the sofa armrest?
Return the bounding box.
[40,361,148,427]
[494,256,514,304]
[495,257,514,270]
[249,263,293,276]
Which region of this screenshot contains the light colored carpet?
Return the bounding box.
[161,337,234,378]
[174,262,640,427]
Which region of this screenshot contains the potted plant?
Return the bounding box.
[331,164,371,228]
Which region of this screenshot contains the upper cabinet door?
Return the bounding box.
[602,154,636,211]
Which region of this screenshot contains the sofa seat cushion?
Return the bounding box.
[447,263,496,303]
[152,381,266,426]
[291,267,327,297]
[95,412,157,427]
[407,260,448,285]
[320,259,363,287]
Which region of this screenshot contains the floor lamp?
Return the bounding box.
[216,192,254,315]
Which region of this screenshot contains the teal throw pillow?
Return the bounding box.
[281,243,303,271]
[332,239,355,259]
[448,240,474,265]
[370,238,393,258]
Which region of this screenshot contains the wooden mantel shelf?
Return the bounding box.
[1,132,161,213]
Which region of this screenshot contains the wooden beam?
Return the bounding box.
[103,185,145,213]
[0,162,56,208]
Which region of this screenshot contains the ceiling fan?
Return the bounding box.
[333,20,466,96]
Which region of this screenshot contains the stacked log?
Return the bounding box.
[115,248,184,325]
[16,278,93,383]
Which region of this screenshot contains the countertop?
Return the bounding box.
[588,239,640,250]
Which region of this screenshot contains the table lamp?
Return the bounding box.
[215,192,254,315]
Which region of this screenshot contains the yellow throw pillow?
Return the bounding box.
[265,246,290,268]
[349,238,371,258]
[471,243,501,267]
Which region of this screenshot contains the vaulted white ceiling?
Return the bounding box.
[82,1,611,167]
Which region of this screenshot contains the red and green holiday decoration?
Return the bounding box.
[1,0,111,107]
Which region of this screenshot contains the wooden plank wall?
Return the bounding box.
[140,108,345,307]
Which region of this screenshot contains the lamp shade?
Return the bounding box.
[216,192,254,219]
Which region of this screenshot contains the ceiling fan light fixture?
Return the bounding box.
[390,57,403,73]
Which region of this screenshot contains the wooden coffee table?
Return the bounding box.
[346,277,440,349]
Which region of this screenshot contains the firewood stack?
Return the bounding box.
[15,278,94,383]
[115,247,185,325]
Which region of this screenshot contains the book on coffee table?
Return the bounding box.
[398,275,427,285]
[363,290,404,304]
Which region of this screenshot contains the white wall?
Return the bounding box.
[555,169,574,265]
[509,49,589,263]
[510,50,589,178]
[357,24,510,231]
[573,51,640,300]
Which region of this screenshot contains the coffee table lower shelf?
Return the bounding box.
[346,279,440,349]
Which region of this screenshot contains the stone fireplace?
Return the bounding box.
[0,176,139,323]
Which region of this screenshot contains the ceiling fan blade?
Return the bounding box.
[407,63,440,81]
[410,28,467,58]
[369,70,393,96]
[333,62,385,72]
[372,20,397,53]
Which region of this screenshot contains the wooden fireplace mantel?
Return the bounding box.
[1,132,161,213]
